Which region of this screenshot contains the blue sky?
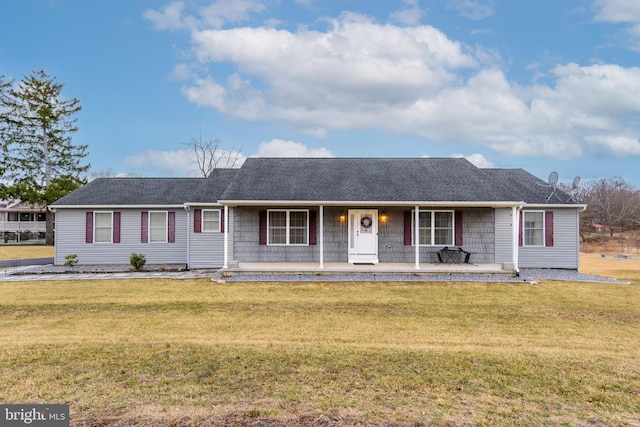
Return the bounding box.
[2,0,640,187]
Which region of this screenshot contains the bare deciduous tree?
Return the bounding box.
[582,177,639,237]
[89,168,137,179]
[184,135,244,177]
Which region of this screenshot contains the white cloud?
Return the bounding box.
[451,153,495,168]
[444,0,495,21]
[126,149,200,176]
[593,0,640,50]
[593,0,640,23]
[144,1,192,30]
[125,147,246,177]
[255,139,334,157]
[144,0,264,30]
[390,0,425,26]
[199,0,265,29]
[146,2,640,162]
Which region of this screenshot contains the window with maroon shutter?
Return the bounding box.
[220,209,225,233]
[141,211,148,243]
[518,211,523,247]
[405,210,455,246]
[202,209,222,232]
[520,211,549,246]
[259,210,267,245]
[168,211,175,243]
[261,209,310,245]
[545,211,554,247]
[113,212,121,243]
[309,210,317,245]
[194,208,202,233]
[404,211,412,245]
[86,212,93,243]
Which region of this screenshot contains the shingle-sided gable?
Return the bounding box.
[219,158,518,203]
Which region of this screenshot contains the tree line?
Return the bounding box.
[577,177,640,237]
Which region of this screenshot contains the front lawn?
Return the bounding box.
[1,264,639,425]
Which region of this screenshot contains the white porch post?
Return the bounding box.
[223,205,229,269]
[414,205,420,269]
[512,205,520,274]
[184,205,190,269]
[319,205,324,269]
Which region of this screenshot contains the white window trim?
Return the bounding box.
[202,209,222,233]
[94,211,113,244]
[411,209,455,247]
[267,209,309,246]
[149,211,168,243]
[523,210,545,247]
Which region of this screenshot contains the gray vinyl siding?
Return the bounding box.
[494,208,514,264]
[187,207,232,269]
[54,208,187,266]
[518,208,580,269]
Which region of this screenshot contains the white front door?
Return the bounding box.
[348,210,378,263]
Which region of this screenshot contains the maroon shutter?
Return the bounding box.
[259,210,267,245]
[141,211,148,243]
[168,211,176,243]
[309,210,317,245]
[545,211,554,247]
[454,211,463,246]
[85,212,93,243]
[220,209,225,233]
[404,211,412,245]
[113,212,121,243]
[518,211,523,247]
[194,208,202,233]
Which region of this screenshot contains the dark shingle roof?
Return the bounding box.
[51,169,239,206]
[482,168,576,204]
[220,158,520,203]
[51,159,581,206]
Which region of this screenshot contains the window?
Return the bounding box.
[202,209,221,232]
[523,211,544,246]
[149,211,167,243]
[413,210,454,246]
[268,209,308,245]
[94,212,113,243]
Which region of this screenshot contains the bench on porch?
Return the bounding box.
[437,247,471,264]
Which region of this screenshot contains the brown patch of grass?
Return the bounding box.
[0,244,54,260]
[1,276,640,425]
[581,253,640,284]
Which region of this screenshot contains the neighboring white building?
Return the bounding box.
[0,200,47,243]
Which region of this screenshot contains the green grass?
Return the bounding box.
[1,274,639,426]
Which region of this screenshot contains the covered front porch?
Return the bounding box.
[223,204,522,273]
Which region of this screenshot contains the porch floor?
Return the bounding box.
[226,262,512,274]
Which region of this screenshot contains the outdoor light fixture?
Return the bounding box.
[380,211,389,223]
[339,212,347,223]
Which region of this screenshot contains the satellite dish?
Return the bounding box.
[548,171,558,186]
[572,176,581,189]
